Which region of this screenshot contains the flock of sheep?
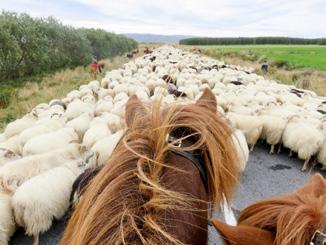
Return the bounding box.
[0,45,325,244]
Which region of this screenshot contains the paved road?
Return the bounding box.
[10,142,326,245]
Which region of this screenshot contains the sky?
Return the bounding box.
[1,0,325,38]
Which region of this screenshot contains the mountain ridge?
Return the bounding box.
[121,33,196,43]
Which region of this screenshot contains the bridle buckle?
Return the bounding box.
[167,134,182,148]
[310,230,326,245]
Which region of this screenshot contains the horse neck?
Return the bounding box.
[161,151,209,245]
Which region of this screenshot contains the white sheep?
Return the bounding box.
[111,99,128,118]
[65,99,94,121]
[99,113,123,133]
[36,105,65,119]
[114,92,129,103]
[178,85,200,100]
[317,125,326,169]
[32,103,50,112]
[0,144,88,191]
[282,117,324,170]
[113,84,129,95]
[12,159,85,245]
[127,84,140,97]
[34,116,66,127]
[135,89,150,101]
[95,98,114,116]
[0,190,16,245]
[145,79,165,93]
[79,87,93,97]
[22,127,78,156]
[0,148,20,167]
[88,130,124,167]
[61,97,73,106]
[227,113,263,151]
[98,88,114,100]
[231,129,249,172]
[0,135,21,155]
[217,106,225,116]
[88,80,100,90]
[66,90,81,100]
[18,119,64,151]
[81,94,96,104]
[108,80,120,89]
[82,123,111,148]
[49,99,66,109]
[66,112,94,140]
[0,133,5,143]
[260,115,288,154]
[228,104,261,116]
[4,113,37,139]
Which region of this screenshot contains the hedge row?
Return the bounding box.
[180,37,326,46]
[0,11,137,82]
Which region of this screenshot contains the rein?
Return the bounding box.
[167,135,208,192]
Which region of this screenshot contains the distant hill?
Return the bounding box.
[180,37,326,45]
[122,33,196,43]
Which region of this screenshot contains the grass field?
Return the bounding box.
[199,45,326,70]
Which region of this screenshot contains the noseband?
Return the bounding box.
[167,135,208,192]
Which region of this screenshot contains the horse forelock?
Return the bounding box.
[61,98,239,245]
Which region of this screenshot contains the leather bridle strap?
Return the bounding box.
[169,148,208,192]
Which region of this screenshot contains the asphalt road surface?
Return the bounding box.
[10,142,326,245]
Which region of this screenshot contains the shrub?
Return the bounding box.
[271,59,289,69]
[4,112,15,124]
[0,86,15,109]
[0,11,137,83]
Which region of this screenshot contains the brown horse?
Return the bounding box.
[61,89,240,245]
[211,173,326,245]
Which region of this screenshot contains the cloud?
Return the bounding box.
[1,0,325,37]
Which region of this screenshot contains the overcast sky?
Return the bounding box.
[1,0,325,37]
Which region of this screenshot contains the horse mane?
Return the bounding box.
[238,174,326,245]
[61,90,239,245]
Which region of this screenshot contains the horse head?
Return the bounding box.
[211,173,326,245]
[62,88,240,245]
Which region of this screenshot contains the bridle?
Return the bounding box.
[311,230,326,245]
[167,134,208,192]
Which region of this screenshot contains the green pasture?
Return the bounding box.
[200,45,326,70]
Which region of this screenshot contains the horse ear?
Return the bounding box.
[297,173,326,198]
[211,219,274,245]
[125,95,147,127]
[195,88,217,113]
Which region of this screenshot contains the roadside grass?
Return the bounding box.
[0,55,132,131]
[0,43,162,131]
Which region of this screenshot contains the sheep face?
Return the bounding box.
[78,145,93,163]
[0,148,20,166]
